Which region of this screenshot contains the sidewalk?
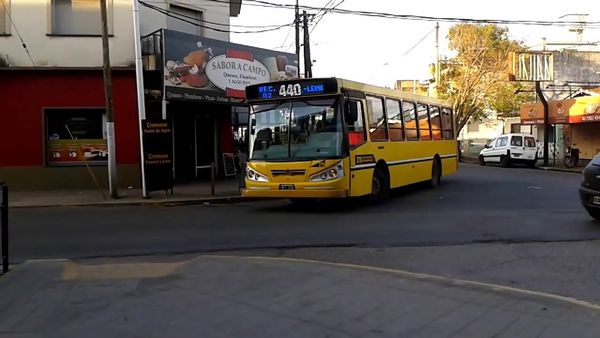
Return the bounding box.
[8,180,246,208]
[1,255,600,338]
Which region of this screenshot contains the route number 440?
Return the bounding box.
[279,84,302,97]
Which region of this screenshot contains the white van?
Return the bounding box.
[479,133,538,168]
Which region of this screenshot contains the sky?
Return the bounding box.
[230,0,600,88]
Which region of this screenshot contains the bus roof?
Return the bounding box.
[337,78,451,107]
[245,77,451,107]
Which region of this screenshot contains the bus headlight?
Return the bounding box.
[309,161,344,182]
[247,168,269,182]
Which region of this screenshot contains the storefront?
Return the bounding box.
[520,95,600,161]
[0,69,140,190]
[141,29,298,195]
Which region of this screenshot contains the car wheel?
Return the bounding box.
[528,157,537,168]
[500,154,511,168]
[430,159,442,188]
[479,155,486,166]
[585,206,600,221]
[370,166,390,203]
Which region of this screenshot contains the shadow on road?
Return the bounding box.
[251,180,450,214]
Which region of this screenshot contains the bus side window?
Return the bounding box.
[429,105,442,140]
[441,107,454,140]
[402,101,419,141]
[346,100,366,148]
[366,96,388,141]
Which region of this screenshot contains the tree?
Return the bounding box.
[437,24,531,133]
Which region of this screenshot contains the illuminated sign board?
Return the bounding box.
[246,78,338,101]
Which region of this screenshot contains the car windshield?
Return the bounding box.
[249,98,343,160]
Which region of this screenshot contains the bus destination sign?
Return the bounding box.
[246,78,338,101]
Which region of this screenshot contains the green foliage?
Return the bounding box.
[437,24,524,132]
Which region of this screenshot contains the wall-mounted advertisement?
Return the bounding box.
[162,29,299,103]
[45,108,108,166]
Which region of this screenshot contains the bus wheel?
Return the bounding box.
[370,167,390,202]
[430,159,442,188]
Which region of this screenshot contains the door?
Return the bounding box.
[523,136,538,160]
[488,136,508,162]
[194,114,216,178]
[509,135,524,160]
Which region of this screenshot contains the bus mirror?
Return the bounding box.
[345,102,358,124]
[250,119,256,135]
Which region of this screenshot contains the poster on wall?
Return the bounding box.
[46,109,108,165]
[162,29,299,103]
[47,140,108,165]
[142,119,174,193]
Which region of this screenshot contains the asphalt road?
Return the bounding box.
[9,164,598,262]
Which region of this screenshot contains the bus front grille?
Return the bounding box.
[271,169,306,176]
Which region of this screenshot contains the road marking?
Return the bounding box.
[203,254,600,312]
[62,261,188,281]
[526,186,542,189]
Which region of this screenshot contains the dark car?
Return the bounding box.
[580,154,600,221]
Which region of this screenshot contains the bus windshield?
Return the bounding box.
[249,98,343,161]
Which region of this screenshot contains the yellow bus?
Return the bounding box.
[242,77,458,202]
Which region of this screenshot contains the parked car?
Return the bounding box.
[479,133,538,168]
[580,153,600,221]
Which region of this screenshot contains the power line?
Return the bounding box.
[403,28,434,56]
[310,0,345,34]
[207,0,600,27]
[1,0,35,66]
[139,0,295,34]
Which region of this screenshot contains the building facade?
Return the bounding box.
[0,0,241,190]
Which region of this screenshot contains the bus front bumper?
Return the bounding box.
[242,186,348,199]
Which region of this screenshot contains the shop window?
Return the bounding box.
[51,0,113,36]
[429,105,442,140]
[441,107,454,140]
[417,103,431,140]
[402,101,419,141]
[0,0,9,35]
[366,96,388,141]
[168,4,204,36]
[45,108,107,166]
[386,99,404,141]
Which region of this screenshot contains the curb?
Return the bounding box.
[8,195,265,209]
[537,166,583,174]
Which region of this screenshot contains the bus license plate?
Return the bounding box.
[594,196,600,205]
[279,184,296,190]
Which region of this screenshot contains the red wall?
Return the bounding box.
[0,70,139,166]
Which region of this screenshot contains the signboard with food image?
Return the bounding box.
[162,29,298,103]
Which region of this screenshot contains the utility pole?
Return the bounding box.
[100,0,118,198]
[434,22,440,98]
[302,11,312,78]
[535,81,550,166]
[132,0,148,198]
[295,0,301,76]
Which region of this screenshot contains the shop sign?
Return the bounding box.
[142,119,174,192]
[162,29,298,102]
[520,97,600,124]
